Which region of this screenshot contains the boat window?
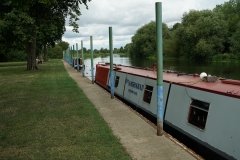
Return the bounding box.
[115,76,119,88]
[143,85,153,104]
[188,99,210,129]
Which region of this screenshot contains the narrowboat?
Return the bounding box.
[95,62,240,160]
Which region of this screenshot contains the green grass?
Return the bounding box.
[0,60,130,160]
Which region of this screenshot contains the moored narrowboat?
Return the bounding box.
[95,62,240,160]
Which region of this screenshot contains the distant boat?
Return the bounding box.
[95,62,240,160]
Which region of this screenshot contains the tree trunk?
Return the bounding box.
[26,31,38,70]
[43,45,48,62]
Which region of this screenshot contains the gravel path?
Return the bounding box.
[63,60,200,160]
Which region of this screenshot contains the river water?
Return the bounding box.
[83,54,240,80]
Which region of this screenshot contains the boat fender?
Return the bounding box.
[200,72,207,79]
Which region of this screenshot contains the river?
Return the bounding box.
[83,54,240,80]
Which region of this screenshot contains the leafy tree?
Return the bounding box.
[94,49,99,53]
[215,0,240,35]
[129,21,172,58]
[170,23,181,31]
[83,47,87,53]
[124,43,131,53]
[230,22,240,56]
[100,47,104,53]
[175,10,227,60]
[113,48,118,53]
[119,46,124,53]
[0,0,90,70]
[104,48,108,53]
[48,45,63,59]
[215,0,240,53]
[57,41,69,51]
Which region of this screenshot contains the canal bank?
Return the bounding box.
[62,60,201,160]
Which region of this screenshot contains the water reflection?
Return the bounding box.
[83,54,240,80]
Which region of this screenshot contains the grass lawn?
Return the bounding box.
[0,60,131,160]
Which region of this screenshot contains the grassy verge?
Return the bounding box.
[0,60,130,160]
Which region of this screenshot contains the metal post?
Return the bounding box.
[81,40,85,77]
[109,27,114,99]
[68,47,70,64]
[72,45,75,69]
[70,46,72,66]
[90,36,94,84]
[65,49,66,61]
[156,2,164,136]
[76,43,79,71]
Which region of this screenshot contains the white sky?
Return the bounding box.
[62,0,228,50]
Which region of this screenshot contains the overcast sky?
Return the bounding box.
[62,0,228,50]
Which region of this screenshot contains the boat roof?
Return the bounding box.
[97,63,240,99]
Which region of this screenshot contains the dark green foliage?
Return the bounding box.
[48,45,63,59]
[128,21,178,59]
[212,53,238,62]
[127,1,240,62]
[0,50,26,62]
[129,21,171,58]
[99,47,108,53]
[0,0,91,69]
[175,10,227,60]
[215,0,240,36]
[57,41,69,51]
[215,0,240,55]
[230,22,240,56]
[47,41,69,59]
[129,21,156,57]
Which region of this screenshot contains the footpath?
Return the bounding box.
[62,60,202,160]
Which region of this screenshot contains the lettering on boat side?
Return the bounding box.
[125,79,144,91]
[128,89,137,95]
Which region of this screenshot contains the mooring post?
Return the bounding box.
[68,47,70,64]
[81,40,85,77]
[70,46,72,66]
[90,36,94,84]
[66,48,68,63]
[73,45,75,68]
[156,2,164,136]
[109,27,114,99]
[64,50,66,61]
[76,43,79,71]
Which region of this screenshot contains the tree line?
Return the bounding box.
[2,0,239,65]
[126,0,240,62]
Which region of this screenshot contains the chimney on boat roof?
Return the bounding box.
[153,63,157,71]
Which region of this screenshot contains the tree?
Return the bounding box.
[83,47,87,53]
[57,41,69,51]
[119,46,124,53]
[0,0,90,70]
[94,49,99,53]
[124,43,131,53]
[113,48,118,53]
[215,0,240,36]
[128,21,172,58]
[100,47,104,53]
[230,22,240,56]
[214,0,240,53]
[175,10,227,60]
[48,45,63,59]
[104,48,108,53]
